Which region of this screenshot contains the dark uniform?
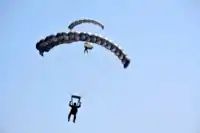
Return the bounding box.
[68,102,81,123]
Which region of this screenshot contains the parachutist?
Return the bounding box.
[84,47,88,53]
[84,46,92,54]
[68,102,81,123]
[84,42,93,54]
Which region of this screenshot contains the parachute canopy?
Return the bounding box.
[36,31,130,69]
[68,19,104,30]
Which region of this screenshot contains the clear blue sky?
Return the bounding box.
[0,0,199,133]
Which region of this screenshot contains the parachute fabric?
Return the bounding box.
[36,32,130,69]
[68,19,104,30]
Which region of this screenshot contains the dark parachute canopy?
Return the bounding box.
[68,19,104,30]
[36,32,130,69]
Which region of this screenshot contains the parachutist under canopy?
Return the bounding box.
[68,102,81,123]
[68,95,81,123]
[84,42,93,54]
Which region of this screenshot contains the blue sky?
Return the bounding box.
[0,0,199,133]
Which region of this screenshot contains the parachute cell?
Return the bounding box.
[36,32,130,69]
[68,19,104,30]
